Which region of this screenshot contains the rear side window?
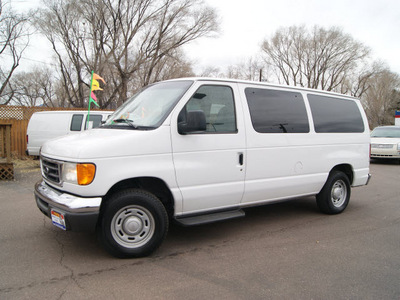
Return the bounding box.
[70,114,83,131]
[308,94,364,133]
[85,115,103,129]
[245,88,309,133]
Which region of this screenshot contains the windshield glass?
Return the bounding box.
[104,80,193,129]
[371,127,400,138]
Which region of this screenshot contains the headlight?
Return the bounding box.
[62,163,96,185]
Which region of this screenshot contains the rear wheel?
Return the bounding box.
[316,171,351,214]
[100,189,168,258]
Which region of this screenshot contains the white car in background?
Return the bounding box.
[370,126,400,161]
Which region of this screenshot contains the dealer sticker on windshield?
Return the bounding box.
[51,210,66,230]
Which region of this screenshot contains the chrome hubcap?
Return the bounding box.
[111,205,155,248]
[331,180,347,207]
[123,216,143,235]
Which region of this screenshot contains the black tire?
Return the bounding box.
[100,189,168,258]
[316,171,351,215]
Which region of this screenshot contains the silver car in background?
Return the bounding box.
[370,126,400,162]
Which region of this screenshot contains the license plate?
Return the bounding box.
[51,210,66,230]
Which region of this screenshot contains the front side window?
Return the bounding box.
[70,114,83,131]
[245,88,309,133]
[85,115,103,129]
[104,80,193,129]
[179,85,237,133]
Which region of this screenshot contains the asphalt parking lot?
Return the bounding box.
[0,160,399,299]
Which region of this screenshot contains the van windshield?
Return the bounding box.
[103,80,193,129]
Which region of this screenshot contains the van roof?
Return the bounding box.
[165,77,359,100]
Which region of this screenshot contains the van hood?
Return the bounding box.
[41,127,171,160]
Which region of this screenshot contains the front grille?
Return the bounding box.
[371,143,394,149]
[41,157,62,184]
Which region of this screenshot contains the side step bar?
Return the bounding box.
[175,209,245,226]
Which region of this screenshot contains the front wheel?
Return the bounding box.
[100,189,168,258]
[316,171,351,214]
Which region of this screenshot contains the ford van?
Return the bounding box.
[34,78,371,258]
[26,110,113,156]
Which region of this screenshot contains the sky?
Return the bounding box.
[185,0,400,74]
[9,0,400,75]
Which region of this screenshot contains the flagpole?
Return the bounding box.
[87,71,94,129]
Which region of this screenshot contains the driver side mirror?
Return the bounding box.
[178,110,206,134]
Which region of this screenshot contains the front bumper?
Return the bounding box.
[370,145,400,159]
[34,181,101,232]
[371,153,400,159]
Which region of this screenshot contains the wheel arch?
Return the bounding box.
[101,177,175,218]
[330,164,354,185]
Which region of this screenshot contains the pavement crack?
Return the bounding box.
[54,233,84,292]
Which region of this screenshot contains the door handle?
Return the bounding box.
[239,153,244,165]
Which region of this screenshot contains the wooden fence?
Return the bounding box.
[0,119,27,158]
[0,123,12,161]
[0,124,14,180]
[0,105,106,158]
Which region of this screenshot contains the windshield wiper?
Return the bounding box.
[112,118,138,129]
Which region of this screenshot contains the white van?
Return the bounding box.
[34,78,371,258]
[26,110,113,156]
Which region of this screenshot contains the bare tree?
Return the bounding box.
[0,0,31,104]
[7,67,59,107]
[136,49,194,84]
[225,57,265,81]
[35,0,218,108]
[261,25,371,94]
[197,66,223,78]
[340,65,375,98]
[35,0,100,108]
[361,64,400,128]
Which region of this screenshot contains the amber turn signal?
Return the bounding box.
[77,163,96,185]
